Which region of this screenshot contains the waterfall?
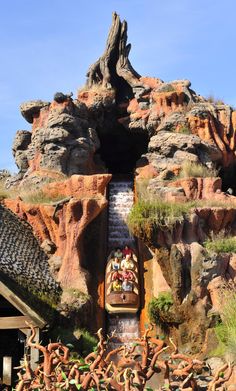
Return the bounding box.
[108,180,135,249]
[107,179,139,346]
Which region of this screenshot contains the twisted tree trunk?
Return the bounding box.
[86,12,140,90]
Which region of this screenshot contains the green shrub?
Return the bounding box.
[212,290,236,360]
[178,161,218,179]
[148,293,174,325]
[204,236,236,254]
[127,199,191,238]
[76,329,98,356]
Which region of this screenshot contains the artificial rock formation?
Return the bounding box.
[4,175,111,304]
[3,12,236,354]
[86,12,140,90]
[9,13,236,183]
[9,95,105,188]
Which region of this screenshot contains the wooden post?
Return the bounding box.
[30,327,40,370]
[3,356,12,385]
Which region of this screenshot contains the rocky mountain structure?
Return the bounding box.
[2,12,236,376]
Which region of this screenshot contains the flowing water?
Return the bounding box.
[107,179,140,346]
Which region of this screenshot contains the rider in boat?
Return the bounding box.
[111,257,121,270]
[114,247,123,259]
[111,278,122,291]
[111,270,123,281]
[122,268,135,281]
[122,245,133,257]
[121,254,135,270]
[122,278,133,292]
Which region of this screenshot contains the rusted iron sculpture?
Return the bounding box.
[14,324,233,391]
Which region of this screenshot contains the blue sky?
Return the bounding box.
[0,0,235,171]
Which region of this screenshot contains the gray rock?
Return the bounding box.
[41,239,57,256]
[16,98,105,178]
[156,112,187,132]
[206,357,225,376]
[53,92,73,103]
[20,100,50,123]
[148,131,221,167]
[12,130,32,173]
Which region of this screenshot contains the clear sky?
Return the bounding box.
[0,0,235,171]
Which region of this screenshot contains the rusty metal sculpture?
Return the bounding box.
[14,324,233,391]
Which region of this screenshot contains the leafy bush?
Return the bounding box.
[204,236,236,254]
[178,161,218,178]
[148,293,174,325]
[213,290,236,360]
[127,199,191,238]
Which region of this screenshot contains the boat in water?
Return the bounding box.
[105,248,140,314]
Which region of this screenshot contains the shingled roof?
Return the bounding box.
[0,204,60,310]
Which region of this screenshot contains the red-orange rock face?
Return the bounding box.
[4,174,111,293]
[5,12,236,352]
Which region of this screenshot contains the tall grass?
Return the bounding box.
[213,289,236,360]
[135,179,150,199]
[204,236,236,254]
[20,188,66,204]
[207,95,225,105]
[0,177,67,204]
[128,198,236,240]
[0,180,9,200]
[127,199,191,238]
[178,161,218,179]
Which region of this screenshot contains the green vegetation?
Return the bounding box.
[64,288,91,301]
[20,188,66,204]
[0,177,67,204]
[204,236,236,254]
[15,274,61,309]
[135,178,150,199]
[50,326,98,357]
[128,196,236,241]
[178,161,218,179]
[212,290,236,360]
[207,95,225,105]
[127,199,192,238]
[177,125,191,134]
[158,84,175,93]
[148,293,174,325]
[77,329,98,356]
[0,180,9,200]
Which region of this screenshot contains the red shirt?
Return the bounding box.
[122,270,134,281]
[112,271,123,281]
[122,247,133,257]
